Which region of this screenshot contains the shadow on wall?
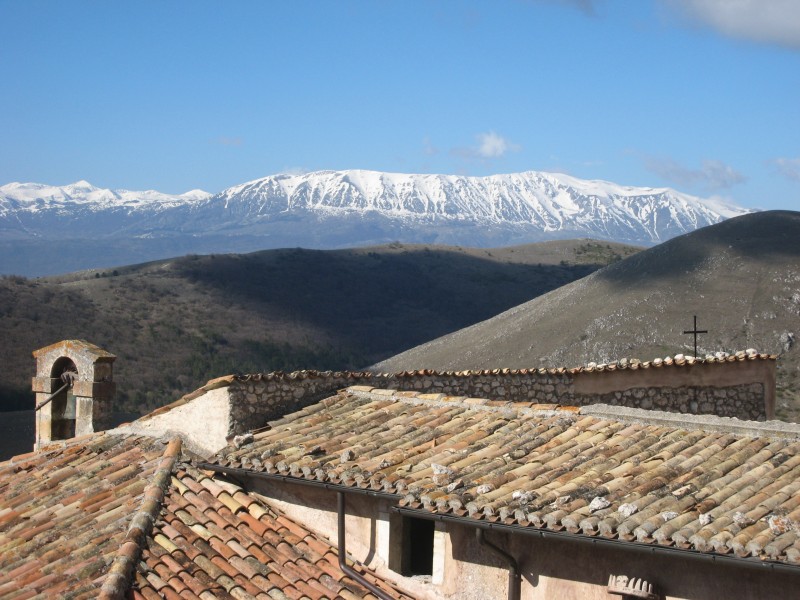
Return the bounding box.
[448,523,797,600]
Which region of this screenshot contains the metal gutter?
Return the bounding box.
[197,462,800,576]
[392,506,800,576]
[198,462,400,501]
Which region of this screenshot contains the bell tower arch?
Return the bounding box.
[32,340,116,450]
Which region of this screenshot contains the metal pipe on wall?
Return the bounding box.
[476,528,520,600]
[337,491,396,600]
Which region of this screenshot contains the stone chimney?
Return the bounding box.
[32,340,116,450]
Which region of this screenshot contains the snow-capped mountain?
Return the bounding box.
[195,170,748,244]
[0,180,210,212]
[0,170,753,276]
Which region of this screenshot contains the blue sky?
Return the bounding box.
[1,0,798,210]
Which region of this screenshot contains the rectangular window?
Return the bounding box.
[389,515,435,577]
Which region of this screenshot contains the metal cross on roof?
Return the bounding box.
[683,315,708,358]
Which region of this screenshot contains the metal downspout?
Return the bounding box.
[476,529,520,600]
[337,491,395,600]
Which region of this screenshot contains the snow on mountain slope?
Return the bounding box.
[0,181,211,215]
[202,169,752,244]
[0,170,752,247]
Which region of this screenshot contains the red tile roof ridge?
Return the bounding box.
[579,404,800,441]
[343,386,581,417]
[98,437,183,600]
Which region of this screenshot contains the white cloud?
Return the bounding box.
[478,131,515,158]
[665,0,800,49]
[644,156,746,190]
[772,157,800,182]
[452,131,521,160]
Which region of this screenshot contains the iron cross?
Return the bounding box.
[683,315,708,358]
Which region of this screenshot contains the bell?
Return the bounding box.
[63,392,77,420]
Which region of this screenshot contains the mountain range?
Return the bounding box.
[0,170,751,276]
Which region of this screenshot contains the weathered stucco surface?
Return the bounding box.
[247,479,446,600]
[232,477,799,600]
[120,387,230,456]
[442,524,800,599]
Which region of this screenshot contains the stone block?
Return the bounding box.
[72,381,116,400]
[32,377,61,394]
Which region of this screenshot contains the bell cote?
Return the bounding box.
[31,340,116,450]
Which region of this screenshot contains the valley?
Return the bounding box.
[0,239,636,417]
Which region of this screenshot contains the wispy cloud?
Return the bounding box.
[281,166,311,176]
[644,156,746,190]
[772,157,800,182]
[215,136,243,147]
[422,136,439,156]
[477,131,519,158]
[527,0,600,16]
[664,0,800,49]
[452,131,522,160]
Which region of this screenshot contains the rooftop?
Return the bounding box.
[210,386,800,567]
[0,431,407,599]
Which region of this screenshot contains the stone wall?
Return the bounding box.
[228,357,775,434]
[582,382,765,419]
[131,355,776,456]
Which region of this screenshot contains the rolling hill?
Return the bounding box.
[0,239,638,416]
[373,211,800,420]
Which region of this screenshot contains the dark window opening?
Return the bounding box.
[403,517,434,576]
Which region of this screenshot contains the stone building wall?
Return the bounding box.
[132,354,775,456]
[228,358,774,434]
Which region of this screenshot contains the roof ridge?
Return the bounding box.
[344,386,581,416]
[579,404,800,440]
[98,436,182,600]
[175,349,780,388]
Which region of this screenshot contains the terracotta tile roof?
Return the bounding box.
[0,433,172,599]
[0,432,408,599]
[133,465,409,600]
[212,387,800,567]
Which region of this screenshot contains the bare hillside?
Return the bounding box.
[374,211,800,420]
[0,239,637,415]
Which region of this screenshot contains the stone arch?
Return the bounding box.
[49,357,79,440]
[31,340,116,450]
